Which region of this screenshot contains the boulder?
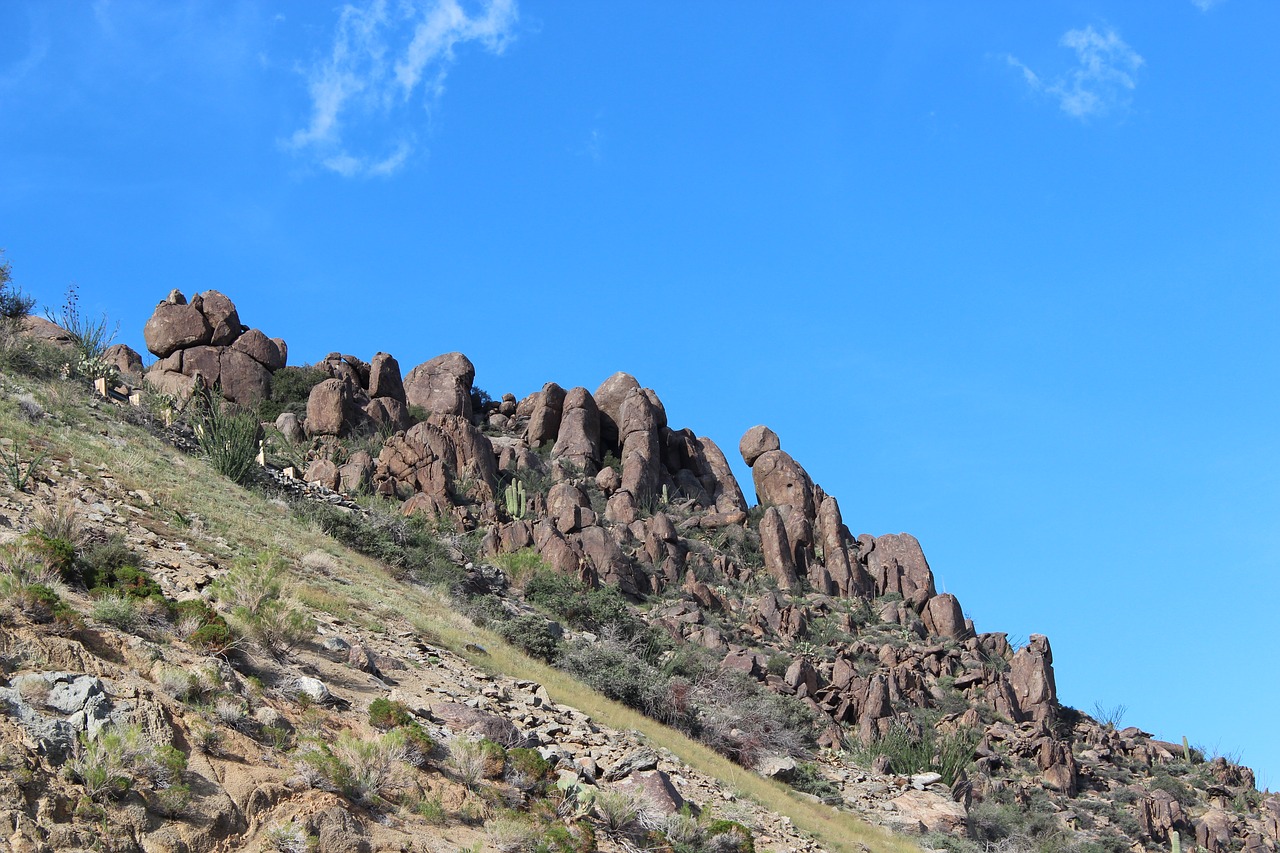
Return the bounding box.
[739,425,780,466]
[526,382,567,447]
[275,412,305,444]
[759,507,798,591]
[143,301,211,357]
[367,352,405,402]
[1009,634,1058,723]
[863,533,937,606]
[594,371,640,453]
[197,290,242,345]
[230,328,286,370]
[305,378,361,438]
[923,593,967,641]
[552,387,602,473]
[102,343,144,380]
[693,436,747,514]
[751,449,816,520]
[404,352,475,418]
[217,347,273,405]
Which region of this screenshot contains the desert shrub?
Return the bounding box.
[177,601,234,653]
[212,552,313,657]
[296,500,462,589]
[66,724,150,802]
[78,538,149,591]
[705,820,755,853]
[492,548,547,588]
[506,747,550,782]
[486,811,537,853]
[92,594,144,633]
[261,364,328,422]
[0,251,34,319]
[26,533,77,583]
[395,722,435,767]
[368,697,414,730]
[447,738,492,791]
[559,631,668,716]
[789,761,839,799]
[592,788,649,836]
[328,729,410,802]
[851,721,978,786]
[495,613,562,662]
[691,669,815,768]
[40,283,117,377]
[524,570,646,640]
[414,796,447,823]
[265,822,317,853]
[1150,772,1195,806]
[193,393,261,485]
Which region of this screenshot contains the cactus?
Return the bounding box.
[504,480,527,520]
[1171,830,1181,853]
[1182,736,1191,763]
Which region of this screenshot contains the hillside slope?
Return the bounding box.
[0,286,1274,853]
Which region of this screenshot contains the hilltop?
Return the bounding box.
[0,283,1273,853]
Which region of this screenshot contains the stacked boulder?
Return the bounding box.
[304,351,412,439]
[143,290,286,405]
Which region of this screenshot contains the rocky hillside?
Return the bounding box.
[0,285,1274,853]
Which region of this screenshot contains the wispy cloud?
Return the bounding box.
[1191,0,1225,10]
[287,0,517,178]
[1007,25,1144,121]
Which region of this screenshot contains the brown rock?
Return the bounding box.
[693,436,747,514]
[143,366,198,404]
[816,495,872,597]
[143,301,211,357]
[305,378,361,438]
[230,328,285,370]
[367,352,405,402]
[1196,809,1234,853]
[759,506,798,591]
[594,371,640,452]
[739,425,780,466]
[305,459,341,491]
[611,770,685,815]
[552,387,602,473]
[102,343,144,381]
[364,396,411,432]
[923,593,967,641]
[339,451,374,494]
[751,449,815,519]
[864,533,937,605]
[889,789,968,834]
[403,352,475,417]
[1009,634,1058,723]
[196,290,242,346]
[217,347,273,405]
[526,382,566,447]
[275,412,305,443]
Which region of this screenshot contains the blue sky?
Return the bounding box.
[2,1,1276,788]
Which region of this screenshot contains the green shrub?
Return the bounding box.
[193,394,261,485]
[260,364,328,422]
[506,747,550,783]
[92,594,143,633]
[0,251,34,319]
[26,533,77,583]
[704,820,755,853]
[415,795,447,823]
[851,721,978,786]
[369,697,414,730]
[496,614,562,662]
[67,724,149,802]
[789,761,839,799]
[45,283,118,372]
[296,500,462,589]
[212,552,313,657]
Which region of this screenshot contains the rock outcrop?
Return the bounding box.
[142,289,286,405]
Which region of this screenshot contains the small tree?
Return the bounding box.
[0,250,36,320]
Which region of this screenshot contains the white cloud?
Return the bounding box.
[287,0,517,178]
[1191,0,1225,10]
[1007,25,1144,120]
